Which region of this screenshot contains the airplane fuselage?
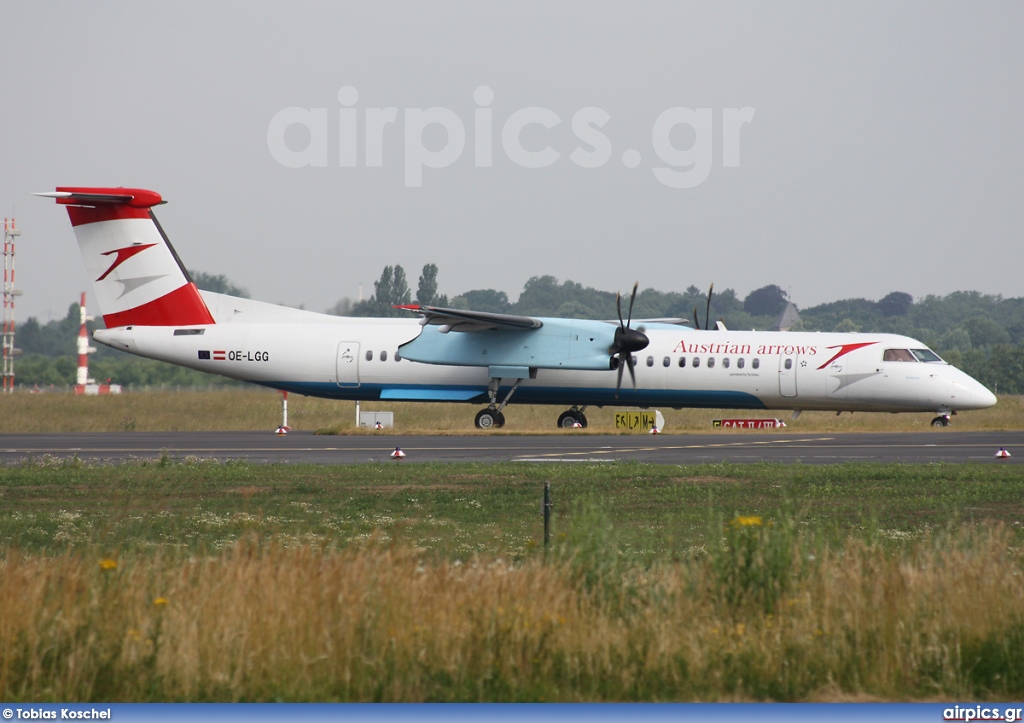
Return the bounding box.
[94,302,996,416]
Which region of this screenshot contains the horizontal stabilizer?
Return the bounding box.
[34,188,165,208]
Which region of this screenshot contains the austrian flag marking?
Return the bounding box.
[197,350,226,361]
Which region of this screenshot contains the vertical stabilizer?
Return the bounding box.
[36,187,215,327]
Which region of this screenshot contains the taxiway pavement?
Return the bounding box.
[1,430,1021,465]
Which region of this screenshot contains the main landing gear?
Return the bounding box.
[475,408,505,429]
[474,376,524,429]
[557,406,588,428]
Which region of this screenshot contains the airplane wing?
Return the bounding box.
[396,304,543,333]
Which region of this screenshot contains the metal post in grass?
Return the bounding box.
[543,481,552,560]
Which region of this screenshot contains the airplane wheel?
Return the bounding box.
[931,416,950,428]
[557,411,587,428]
[475,409,501,430]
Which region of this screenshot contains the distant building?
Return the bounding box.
[773,302,801,331]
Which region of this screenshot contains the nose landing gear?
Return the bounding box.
[930,412,954,427]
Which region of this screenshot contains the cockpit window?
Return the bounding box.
[883,348,915,362]
[883,348,944,362]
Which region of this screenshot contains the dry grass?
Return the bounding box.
[0,389,1021,434]
[2,525,1022,702]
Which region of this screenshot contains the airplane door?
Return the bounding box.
[336,342,360,387]
[779,354,798,397]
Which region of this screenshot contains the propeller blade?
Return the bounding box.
[615,357,624,398]
[693,306,700,330]
[705,283,714,331]
[626,282,638,328]
[626,353,637,390]
[616,290,624,329]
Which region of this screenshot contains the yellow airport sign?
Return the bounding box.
[615,410,665,432]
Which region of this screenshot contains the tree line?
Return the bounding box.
[11,266,1024,394]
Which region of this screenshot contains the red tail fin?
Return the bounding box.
[38,187,214,327]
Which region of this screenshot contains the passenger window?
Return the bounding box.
[784,358,793,370]
[752,358,760,369]
[693,357,700,368]
[663,356,671,367]
[395,352,402,362]
[380,350,388,362]
[708,357,716,368]
[647,356,654,367]
[678,357,686,368]
[365,350,373,361]
[723,358,730,369]
[737,358,745,369]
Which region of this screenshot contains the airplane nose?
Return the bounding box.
[954,378,997,410]
[972,384,998,409]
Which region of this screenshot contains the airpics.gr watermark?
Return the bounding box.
[267,86,754,188]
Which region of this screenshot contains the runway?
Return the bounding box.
[1,430,1021,465]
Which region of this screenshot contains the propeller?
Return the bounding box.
[610,282,650,397]
[692,283,715,330]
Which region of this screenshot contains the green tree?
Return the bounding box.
[513,275,563,315]
[416,263,439,305]
[939,326,973,354]
[743,285,789,317]
[556,300,597,319]
[190,271,250,298]
[452,289,510,313]
[392,266,411,307]
[966,316,1011,349]
[877,291,913,317]
[326,297,353,316]
[354,264,413,317]
[374,266,394,309]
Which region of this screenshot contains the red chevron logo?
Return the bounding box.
[816,341,878,370]
[96,243,158,281]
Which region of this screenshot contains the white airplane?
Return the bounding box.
[37,186,997,429]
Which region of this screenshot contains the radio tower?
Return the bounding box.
[2,218,21,393]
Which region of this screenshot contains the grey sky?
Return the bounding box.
[2,1,1022,322]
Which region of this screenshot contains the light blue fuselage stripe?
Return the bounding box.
[254,381,768,409]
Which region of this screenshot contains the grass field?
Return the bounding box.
[0,388,1021,433]
[1,389,1022,701]
[2,459,1024,701]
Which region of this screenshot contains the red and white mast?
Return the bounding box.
[74,291,93,393]
[73,293,121,396]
